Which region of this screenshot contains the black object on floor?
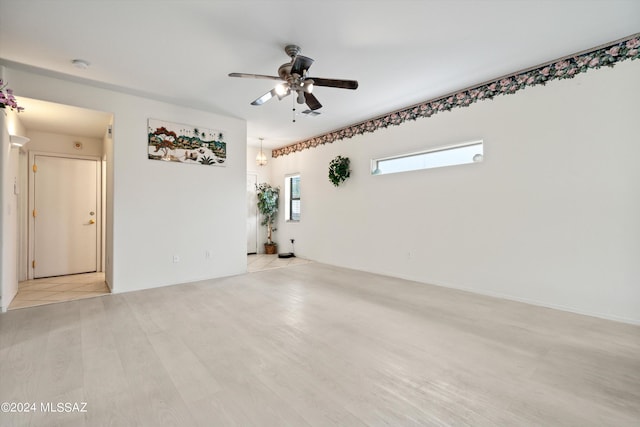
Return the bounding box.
[278,252,295,259]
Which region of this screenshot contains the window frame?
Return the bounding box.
[284,173,301,222]
[371,140,483,176]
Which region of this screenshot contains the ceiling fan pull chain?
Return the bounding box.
[292,95,296,123]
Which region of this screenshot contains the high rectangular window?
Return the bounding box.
[284,174,300,221]
[372,140,483,175]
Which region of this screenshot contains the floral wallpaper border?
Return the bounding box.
[272,33,640,158]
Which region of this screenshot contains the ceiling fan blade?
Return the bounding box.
[229,72,282,81]
[304,92,322,110]
[251,88,278,106]
[291,55,314,76]
[309,77,358,90]
[253,85,292,105]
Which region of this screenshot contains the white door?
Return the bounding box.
[247,173,258,254]
[33,155,99,278]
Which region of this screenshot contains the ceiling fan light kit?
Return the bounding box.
[229,44,358,121]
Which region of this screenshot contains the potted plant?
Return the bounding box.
[256,183,280,254]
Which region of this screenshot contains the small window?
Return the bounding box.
[372,140,483,175]
[284,174,300,221]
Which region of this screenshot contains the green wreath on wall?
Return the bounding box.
[328,155,351,187]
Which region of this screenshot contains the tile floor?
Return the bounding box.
[8,272,110,310]
[248,253,312,272]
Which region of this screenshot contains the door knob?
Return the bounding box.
[89,219,96,224]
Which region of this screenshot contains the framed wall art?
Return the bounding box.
[147,118,227,166]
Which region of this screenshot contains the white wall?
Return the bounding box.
[17,141,28,282]
[0,112,10,311]
[104,119,114,288]
[3,66,247,294]
[0,105,25,311]
[101,124,111,283]
[272,59,640,324]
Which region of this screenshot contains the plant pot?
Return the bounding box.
[264,243,277,254]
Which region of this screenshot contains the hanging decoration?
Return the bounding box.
[328,155,351,187]
[147,118,226,166]
[256,138,267,166]
[273,33,640,158]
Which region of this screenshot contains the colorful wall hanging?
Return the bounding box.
[148,119,227,166]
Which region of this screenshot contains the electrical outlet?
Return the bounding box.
[205,250,211,259]
[173,255,180,263]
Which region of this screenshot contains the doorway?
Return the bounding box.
[0,97,114,310]
[30,154,101,278]
[247,173,258,254]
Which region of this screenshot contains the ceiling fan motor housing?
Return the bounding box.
[278,63,292,80]
[284,44,302,59]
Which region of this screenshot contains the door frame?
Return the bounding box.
[27,151,103,280]
[247,172,258,255]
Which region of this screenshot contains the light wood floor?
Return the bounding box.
[0,263,638,426]
[8,255,302,310]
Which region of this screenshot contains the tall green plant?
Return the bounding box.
[256,183,280,245]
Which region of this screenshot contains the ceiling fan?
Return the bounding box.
[229,44,358,113]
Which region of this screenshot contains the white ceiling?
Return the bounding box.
[16,97,112,139]
[1,0,639,148]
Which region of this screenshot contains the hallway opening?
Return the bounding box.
[8,272,109,310]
